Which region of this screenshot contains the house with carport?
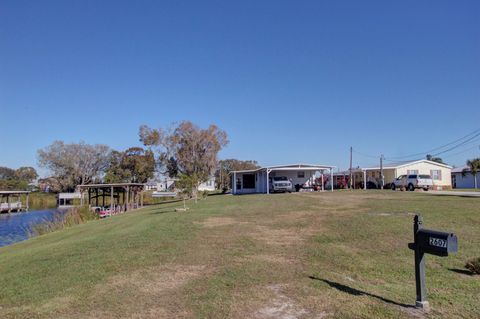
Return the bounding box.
[231,163,336,194]
[333,160,452,190]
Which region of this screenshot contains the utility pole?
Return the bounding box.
[380,154,384,190]
[349,146,353,190]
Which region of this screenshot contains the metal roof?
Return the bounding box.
[362,159,452,170]
[451,166,469,173]
[231,163,336,174]
[0,191,31,195]
[77,183,145,188]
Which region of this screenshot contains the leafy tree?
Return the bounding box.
[166,156,179,178]
[0,166,36,190]
[426,154,444,164]
[216,159,259,192]
[37,141,111,191]
[462,158,480,189]
[104,147,155,183]
[15,167,38,183]
[103,150,127,183]
[139,121,228,198]
[0,167,16,180]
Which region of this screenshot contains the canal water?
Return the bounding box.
[0,209,65,247]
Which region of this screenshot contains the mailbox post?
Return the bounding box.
[412,215,428,309]
[408,215,458,311]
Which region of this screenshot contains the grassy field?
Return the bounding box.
[0,191,478,318]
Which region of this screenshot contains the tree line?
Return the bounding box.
[4,120,477,193]
[0,166,38,190]
[0,121,259,195]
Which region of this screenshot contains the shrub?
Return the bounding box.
[30,206,97,236]
[465,257,480,275]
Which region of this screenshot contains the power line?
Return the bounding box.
[383,134,480,163]
[442,144,480,159]
[352,149,378,159]
[387,127,480,159]
[353,127,480,163]
[430,132,480,156]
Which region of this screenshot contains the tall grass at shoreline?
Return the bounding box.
[20,192,57,210]
[29,206,98,236]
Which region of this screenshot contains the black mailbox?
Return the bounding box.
[408,215,458,311]
[415,229,458,257]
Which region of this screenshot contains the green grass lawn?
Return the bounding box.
[0,191,479,318]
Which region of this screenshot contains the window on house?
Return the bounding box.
[431,170,442,180]
[297,171,305,178]
[407,170,419,175]
[243,174,255,189]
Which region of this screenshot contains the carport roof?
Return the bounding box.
[231,163,336,174]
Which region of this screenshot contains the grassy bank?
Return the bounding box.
[0,191,478,318]
[29,206,98,236]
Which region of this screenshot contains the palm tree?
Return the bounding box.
[462,158,480,189]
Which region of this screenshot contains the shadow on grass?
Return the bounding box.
[308,276,415,309]
[145,198,184,206]
[150,208,178,215]
[207,192,229,197]
[426,193,480,199]
[448,268,475,276]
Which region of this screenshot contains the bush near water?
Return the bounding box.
[30,206,98,236]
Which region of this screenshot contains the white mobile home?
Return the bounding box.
[198,176,216,191]
[231,163,336,195]
[152,176,216,192]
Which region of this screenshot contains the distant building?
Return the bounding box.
[147,176,216,192]
[451,166,478,189]
[144,180,160,191]
[198,176,216,191]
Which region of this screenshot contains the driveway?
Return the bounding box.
[427,190,480,197]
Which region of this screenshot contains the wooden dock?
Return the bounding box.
[0,191,30,213]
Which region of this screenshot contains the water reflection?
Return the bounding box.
[0,209,66,247]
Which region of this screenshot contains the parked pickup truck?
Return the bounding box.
[391,174,433,191]
[269,176,293,193]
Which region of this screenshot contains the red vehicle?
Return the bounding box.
[92,206,112,218]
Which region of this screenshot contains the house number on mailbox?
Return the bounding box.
[429,237,447,248]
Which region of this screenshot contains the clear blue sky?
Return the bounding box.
[1,1,479,175]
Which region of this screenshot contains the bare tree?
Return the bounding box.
[139,121,228,198]
[38,141,111,191]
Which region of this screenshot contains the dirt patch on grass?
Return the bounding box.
[101,264,207,295]
[255,284,308,319]
[85,264,208,318]
[250,254,296,264]
[250,226,304,246]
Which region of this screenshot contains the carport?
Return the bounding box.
[231,163,336,195]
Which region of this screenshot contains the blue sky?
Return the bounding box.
[1,0,479,175]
